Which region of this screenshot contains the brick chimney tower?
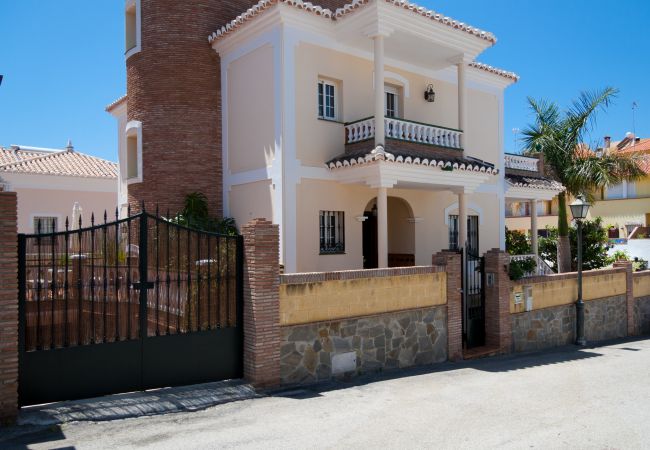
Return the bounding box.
[124,0,350,216]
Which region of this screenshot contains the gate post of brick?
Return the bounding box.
[241,218,280,388]
[0,190,18,424]
[484,249,512,354]
[613,260,636,336]
[433,251,463,361]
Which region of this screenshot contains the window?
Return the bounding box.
[449,215,479,253]
[318,80,337,120]
[33,217,57,234]
[385,86,399,118]
[319,211,345,254]
[125,0,141,58]
[125,120,142,183]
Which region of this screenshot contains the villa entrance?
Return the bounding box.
[362,197,415,269]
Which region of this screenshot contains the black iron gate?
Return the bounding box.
[18,209,243,406]
[462,247,485,349]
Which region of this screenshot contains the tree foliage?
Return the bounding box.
[505,228,531,255]
[521,87,644,271]
[539,217,611,271]
[168,192,238,235]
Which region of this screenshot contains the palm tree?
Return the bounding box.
[522,87,644,272]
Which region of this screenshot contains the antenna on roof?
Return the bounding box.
[632,102,638,140]
[66,139,74,152]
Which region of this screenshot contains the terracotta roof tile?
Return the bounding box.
[0,148,117,179]
[105,95,127,113]
[618,138,650,154]
[326,144,499,174]
[506,174,564,191]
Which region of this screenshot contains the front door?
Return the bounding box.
[363,215,378,269]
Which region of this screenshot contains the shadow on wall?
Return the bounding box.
[272,339,616,399]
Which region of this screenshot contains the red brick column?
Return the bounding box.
[241,219,280,388]
[484,249,512,354]
[614,260,636,336]
[0,191,18,424]
[433,251,463,361]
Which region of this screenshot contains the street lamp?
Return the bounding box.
[570,195,591,346]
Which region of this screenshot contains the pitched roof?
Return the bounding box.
[618,138,650,154]
[105,95,127,113]
[326,144,499,174]
[0,148,117,179]
[208,1,517,81]
[505,174,564,191]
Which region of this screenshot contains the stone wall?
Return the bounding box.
[512,295,628,353]
[511,304,575,353]
[635,296,650,336]
[280,306,447,385]
[584,295,627,342]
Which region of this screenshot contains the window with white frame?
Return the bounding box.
[125,0,141,57]
[125,120,143,183]
[318,79,337,120]
[33,216,57,234]
[385,85,400,118]
[319,211,345,254]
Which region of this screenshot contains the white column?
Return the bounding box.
[377,187,388,268]
[458,191,467,250]
[456,62,467,148]
[530,199,538,256]
[373,35,385,147]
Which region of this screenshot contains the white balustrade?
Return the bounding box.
[505,154,539,172]
[345,117,463,149]
[510,254,555,277]
[345,118,375,143]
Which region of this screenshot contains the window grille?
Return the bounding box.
[318,80,336,120]
[319,211,345,254]
[33,216,57,234]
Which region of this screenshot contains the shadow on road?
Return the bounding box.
[271,336,649,400]
[0,424,70,450]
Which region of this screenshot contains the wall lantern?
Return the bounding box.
[424,84,436,103]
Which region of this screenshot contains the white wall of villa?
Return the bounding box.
[214,2,516,273]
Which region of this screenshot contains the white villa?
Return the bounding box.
[111,0,564,273]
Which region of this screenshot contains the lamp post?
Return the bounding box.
[569,196,591,346]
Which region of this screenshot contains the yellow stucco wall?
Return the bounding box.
[280,272,446,326]
[510,271,627,313]
[228,44,275,173]
[505,215,559,233]
[589,196,650,227]
[296,179,501,272]
[633,272,650,298]
[294,43,501,175]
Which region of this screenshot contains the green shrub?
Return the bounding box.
[539,217,611,271]
[506,228,531,255]
[509,257,537,281]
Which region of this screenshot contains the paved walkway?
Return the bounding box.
[3,338,650,449]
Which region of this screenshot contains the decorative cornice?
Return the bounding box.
[335,0,497,44]
[209,0,497,46]
[209,0,333,43]
[326,145,499,175]
[505,175,564,191]
[469,62,519,82]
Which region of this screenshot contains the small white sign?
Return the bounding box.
[332,352,357,375]
[514,292,523,305]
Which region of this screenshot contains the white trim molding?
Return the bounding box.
[125,0,142,60]
[444,202,483,226]
[125,120,143,185]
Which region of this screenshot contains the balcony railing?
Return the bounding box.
[505,153,538,172]
[345,117,463,149]
[510,254,555,277]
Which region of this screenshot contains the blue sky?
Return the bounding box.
[1,0,648,161]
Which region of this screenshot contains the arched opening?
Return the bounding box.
[362,196,415,268]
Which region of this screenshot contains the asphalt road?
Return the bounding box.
[4,338,650,449]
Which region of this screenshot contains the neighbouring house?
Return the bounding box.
[0,142,118,234]
[107,0,564,273]
[589,134,650,238]
[504,152,564,251]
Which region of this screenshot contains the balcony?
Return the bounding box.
[345,117,463,150]
[504,153,539,172]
